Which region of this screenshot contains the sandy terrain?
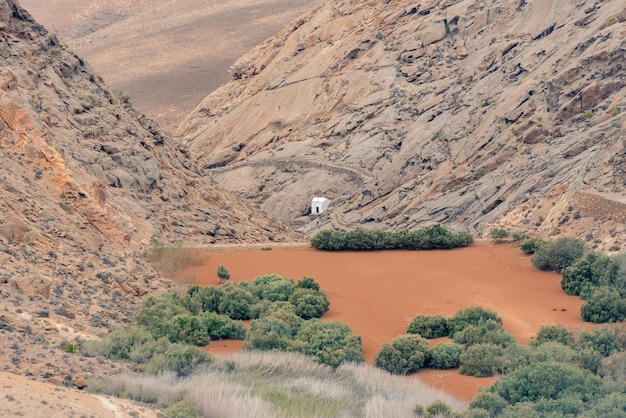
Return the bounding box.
[0,372,160,418]
[172,243,592,402]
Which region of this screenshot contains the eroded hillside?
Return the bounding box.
[20,0,323,131]
[179,0,626,249]
[0,0,297,389]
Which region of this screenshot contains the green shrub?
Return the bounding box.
[293,320,363,368]
[310,229,347,250]
[531,237,587,273]
[581,287,626,323]
[406,315,449,338]
[310,225,473,251]
[374,334,430,375]
[297,276,320,291]
[289,288,330,320]
[263,305,303,333]
[218,285,257,320]
[128,337,171,364]
[528,341,576,365]
[561,252,613,296]
[164,400,200,418]
[166,315,211,346]
[532,324,575,347]
[470,391,509,416]
[575,348,603,374]
[490,228,510,242]
[425,400,453,417]
[459,343,503,377]
[491,361,601,403]
[244,316,295,351]
[202,312,246,340]
[520,237,546,255]
[83,325,154,360]
[186,285,223,314]
[510,231,530,242]
[143,343,212,376]
[453,319,516,348]
[447,306,502,337]
[135,292,190,335]
[217,264,231,284]
[427,342,463,369]
[413,404,425,417]
[578,327,623,356]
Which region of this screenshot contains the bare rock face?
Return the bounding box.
[179,0,626,250]
[0,0,298,385]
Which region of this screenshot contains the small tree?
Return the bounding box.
[217,265,231,284]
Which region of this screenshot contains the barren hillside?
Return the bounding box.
[0,0,298,400]
[21,0,324,131]
[178,0,626,250]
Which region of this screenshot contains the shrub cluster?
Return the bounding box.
[85,274,350,373]
[525,237,626,324]
[377,307,513,377]
[530,237,587,273]
[461,325,626,417]
[310,225,473,251]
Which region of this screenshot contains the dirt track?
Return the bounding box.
[172,243,592,402]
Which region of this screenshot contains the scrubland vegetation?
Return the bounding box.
[310,225,473,250]
[83,231,626,417]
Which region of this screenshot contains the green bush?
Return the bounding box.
[217,284,257,320]
[202,312,246,340]
[447,306,502,337]
[83,325,154,360]
[289,288,330,320]
[490,228,510,242]
[470,391,509,416]
[491,361,601,404]
[406,315,449,338]
[520,238,546,255]
[510,231,530,242]
[427,342,463,369]
[578,327,623,356]
[532,324,575,347]
[297,276,320,291]
[244,316,295,351]
[425,400,453,417]
[531,237,587,273]
[135,292,190,335]
[374,334,430,375]
[166,315,211,346]
[453,319,516,348]
[186,285,223,314]
[293,320,363,368]
[528,341,576,365]
[310,225,473,251]
[164,400,200,418]
[561,252,613,296]
[143,343,212,377]
[581,287,626,323]
[459,343,503,377]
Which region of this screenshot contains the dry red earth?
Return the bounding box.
[172,243,592,402]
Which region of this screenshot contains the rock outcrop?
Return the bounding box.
[178,0,626,250]
[0,0,298,385]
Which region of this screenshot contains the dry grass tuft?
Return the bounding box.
[101,351,466,417]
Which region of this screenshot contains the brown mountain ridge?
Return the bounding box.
[177,0,626,250]
[0,0,299,402]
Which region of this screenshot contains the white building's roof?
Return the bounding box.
[312,197,329,203]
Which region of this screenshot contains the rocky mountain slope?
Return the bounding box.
[0,0,298,393]
[20,0,323,131]
[178,0,626,250]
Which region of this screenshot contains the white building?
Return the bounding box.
[311,197,330,214]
